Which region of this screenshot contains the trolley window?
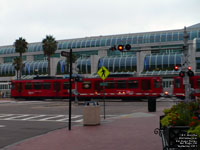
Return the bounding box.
[128,80,138,88]
[82,82,91,89]
[197,79,200,88]
[154,79,162,88]
[63,82,70,89]
[11,83,15,89]
[33,82,42,89]
[106,81,115,89]
[53,82,61,91]
[16,83,23,92]
[174,79,181,88]
[116,80,126,89]
[94,81,103,91]
[25,82,32,89]
[43,82,51,89]
[141,79,151,90]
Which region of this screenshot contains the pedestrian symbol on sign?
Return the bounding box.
[97,66,110,80]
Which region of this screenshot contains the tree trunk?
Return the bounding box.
[48,55,50,75]
[19,53,22,79]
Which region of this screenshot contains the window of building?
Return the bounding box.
[167,32,172,41]
[96,40,100,47]
[172,32,178,41]
[196,39,200,52]
[132,36,137,44]
[155,34,160,42]
[161,33,166,42]
[196,58,200,71]
[106,39,111,46]
[76,41,82,48]
[86,40,91,47]
[150,34,155,43]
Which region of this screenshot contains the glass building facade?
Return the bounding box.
[144,54,182,71]
[0,24,200,79]
[0,29,200,55]
[98,56,137,73]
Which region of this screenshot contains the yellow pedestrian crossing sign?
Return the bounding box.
[97,66,110,80]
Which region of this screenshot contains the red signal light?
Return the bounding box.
[179,71,185,77]
[188,66,192,70]
[117,45,124,51]
[174,66,179,71]
[125,44,131,50]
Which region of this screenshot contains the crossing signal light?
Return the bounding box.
[117,44,131,52]
[117,45,124,51]
[174,66,179,71]
[125,44,131,50]
[187,70,194,77]
[110,45,116,51]
[188,66,192,70]
[179,71,185,77]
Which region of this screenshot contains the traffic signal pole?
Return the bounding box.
[182,27,191,102]
[69,48,72,130]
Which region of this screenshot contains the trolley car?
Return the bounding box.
[11,76,162,100]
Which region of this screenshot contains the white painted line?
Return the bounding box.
[39,115,65,121]
[73,119,83,123]
[0,125,5,128]
[21,115,47,120]
[56,115,81,122]
[0,114,15,118]
[4,115,30,120]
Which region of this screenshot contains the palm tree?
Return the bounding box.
[14,37,28,79]
[42,35,58,75]
[13,57,22,79]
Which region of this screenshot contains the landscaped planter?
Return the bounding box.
[155,100,200,150]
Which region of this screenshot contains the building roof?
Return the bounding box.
[188,23,200,29]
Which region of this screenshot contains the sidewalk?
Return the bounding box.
[5,111,163,150]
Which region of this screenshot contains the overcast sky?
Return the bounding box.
[0,0,199,46]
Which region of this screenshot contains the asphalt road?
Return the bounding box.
[0,98,176,149]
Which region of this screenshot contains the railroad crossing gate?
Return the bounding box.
[97,66,110,80]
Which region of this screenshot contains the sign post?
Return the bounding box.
[61,50,72,130]
[97,66,110,119]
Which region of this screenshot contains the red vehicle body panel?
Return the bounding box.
[11,76,162,100]
[173,76,200,98]
[11,79,75,99]
[76,77,162,99]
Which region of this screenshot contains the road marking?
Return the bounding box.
[4,115,30,120]
[21,115,47,120]
[56,115,81,122]
[0,125,5,128]
[0,114,15,118]
[0,114,119,123]
[39,115,65,121]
